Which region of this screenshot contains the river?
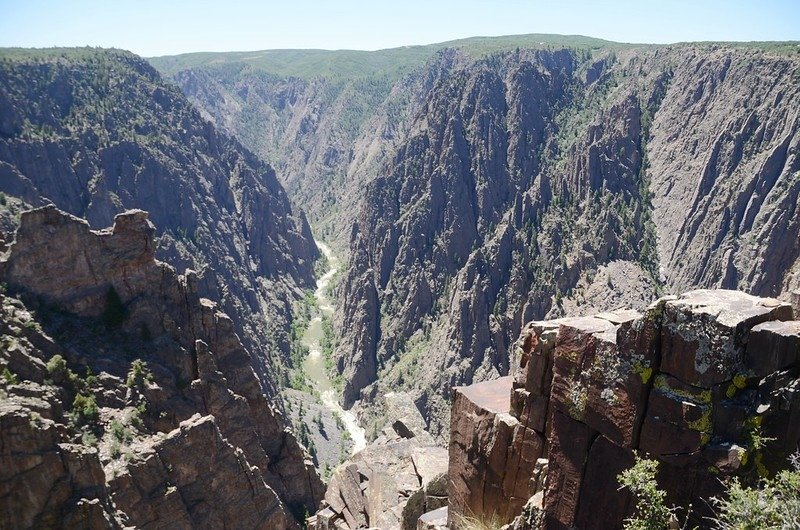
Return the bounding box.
[301,241,367,455]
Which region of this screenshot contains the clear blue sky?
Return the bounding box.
[1,0,798,57]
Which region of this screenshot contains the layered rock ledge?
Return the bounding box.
[448,290,798,529]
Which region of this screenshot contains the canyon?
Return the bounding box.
[1,34,800,529]
[158,40,800,440]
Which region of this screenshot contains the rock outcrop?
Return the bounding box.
[449,376,536,523]
[0,206,323,528]
[310,393,448,530]
[0,48,319,401]
[447,289,799,529]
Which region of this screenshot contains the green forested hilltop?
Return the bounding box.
[147,33,800,81]
[146,33,634,80]
[1,34,796,81]
[0,47,136,61]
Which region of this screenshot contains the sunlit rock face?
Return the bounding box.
[448,289,798,529]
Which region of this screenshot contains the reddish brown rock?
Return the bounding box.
[549,310,655,448]
[639,374,711,457]
[501,494,545,530]
[511,321,559,434]
[541,411,593,530]
[757,370,800,471]
[746,320,800,377]
[449,376,544,528]
[660,290,792,388]
[448,289,800,529]
[575,435,635,529]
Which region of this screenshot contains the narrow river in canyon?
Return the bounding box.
[302,241,367,455]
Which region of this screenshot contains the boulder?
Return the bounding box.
[315,397,448,530]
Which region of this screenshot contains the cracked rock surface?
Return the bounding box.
[449,289,799,529]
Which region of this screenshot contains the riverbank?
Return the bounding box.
[303,241,367,455]
[282,240,366,478]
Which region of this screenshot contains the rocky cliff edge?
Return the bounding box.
[447,289,798,529]
[0,206,323,528]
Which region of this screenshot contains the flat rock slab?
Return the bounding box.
[661,289,792,387]
[417,506,448,529]
[455,376,513,414]
[595,309,641,325]
[669,289,790,326]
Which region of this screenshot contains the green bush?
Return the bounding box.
[126,359,153,388]
[46,354,77,386]
[618,456,676,530]
[70,393,99,426]
[129,401,147,430]
[109,440,122,458]
[46,354,95,392]
[621,454,800,530]
[712,456,800,529]
[109,419,132,442]
[84,367,98,387]
[1,367,19,385]
[46,354,68,378]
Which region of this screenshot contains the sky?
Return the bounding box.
[1,0,798,57]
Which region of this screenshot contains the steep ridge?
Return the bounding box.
[0,207,323,527]
[155,41,800,439]
[163,53,453,251]
[0,48,319,396]
[645,48,800,294]
[151,36,627,252]
[339,47,661,434]
[336,45,800,436]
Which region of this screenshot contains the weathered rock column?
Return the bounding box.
[448,375,546,528]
